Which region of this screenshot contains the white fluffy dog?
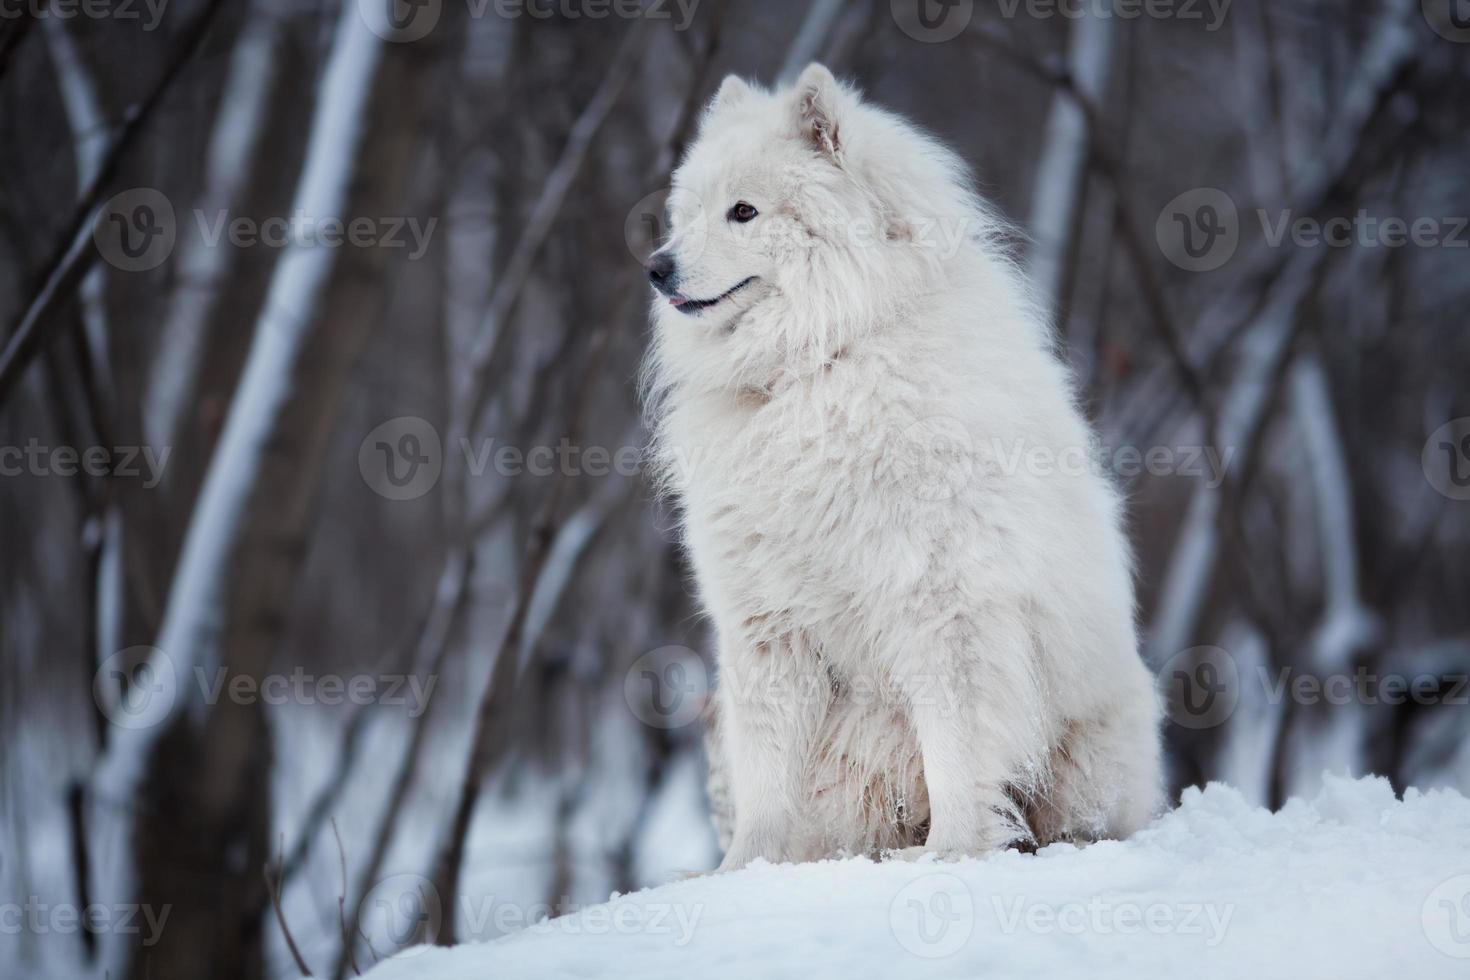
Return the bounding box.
[642,64,1162,872]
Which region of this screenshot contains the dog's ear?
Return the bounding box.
[792,63,842,163]
[709,74,752,114]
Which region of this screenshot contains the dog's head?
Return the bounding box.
[646,64,992,392]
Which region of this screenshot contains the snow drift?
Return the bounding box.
[362,775,1470,979]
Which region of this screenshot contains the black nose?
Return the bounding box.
[644,251,677,294]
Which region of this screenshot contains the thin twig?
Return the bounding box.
[333,547,477,978]
[264,835,315,977]
[330,820,361,977]
[429,316,617,945]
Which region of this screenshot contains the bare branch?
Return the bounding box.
[968,28,1209,419]
[265,836,315,978]
[455,19,651,438]
[0,7,36,86]
[331,819,361,977]
[0,0,229,410]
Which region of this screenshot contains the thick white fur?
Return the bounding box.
[642,65,1162,871]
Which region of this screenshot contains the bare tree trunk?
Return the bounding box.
[777,0,845,83]
[0,0,229,409]
[80,4,458,977]
[143,0,305,462]
[1025,12,1114,321]
[43,21,128,966]
[1145,7,1425,670]
[1278,351,1378,796]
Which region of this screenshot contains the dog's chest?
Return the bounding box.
[676,386,926,628]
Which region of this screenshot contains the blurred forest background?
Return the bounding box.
[1,0,1468,977]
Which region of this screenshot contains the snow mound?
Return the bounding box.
[364,775,1470,979]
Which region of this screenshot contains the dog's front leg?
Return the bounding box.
[716,630,827,872]
[902,610,1042,859]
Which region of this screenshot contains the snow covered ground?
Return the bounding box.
[361,775,1470,979]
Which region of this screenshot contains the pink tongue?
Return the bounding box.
[669,296,687,306]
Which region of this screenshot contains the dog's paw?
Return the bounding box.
[714,849,768,874]
[717,823,796,872]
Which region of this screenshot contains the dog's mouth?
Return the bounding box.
[666,276,757,314]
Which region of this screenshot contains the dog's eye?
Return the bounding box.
[727,201,758,223]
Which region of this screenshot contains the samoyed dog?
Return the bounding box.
[642,64,1162,872]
